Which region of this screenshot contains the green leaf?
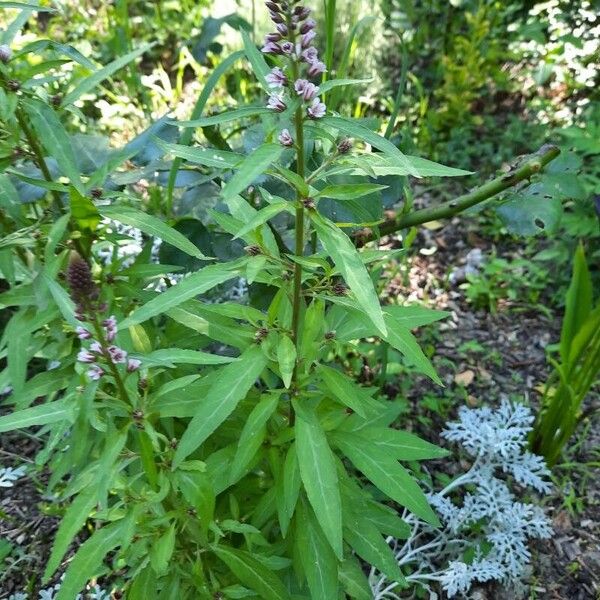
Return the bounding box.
[333,431,440,527]
[339,555,372,600]
[157,139,243,169]
[233,202,292,240]
[177,106,273,127]
[316,365,368,417]
[295,402,343,559]
[213,545,291,600]
[56,515,133,600]
[99,205,209,260]
[61,44,153,107]
[364,501,412,539]
[229,393,279,483]
[319,77,373,95]
[311,212,386,336]
[241,29,272,91]
[0,174,21,222]
[383,305,449,328]
[296,500,339,600]
[133,349,236,368]
[43,486,97,582]
[150,524,176,576]
[316,183,387,200]
[276,334,296,389]
[175,470,215,532]
[321,116,418,177]
[0,399,75,433]
[21,99,84,194]
[0,2,53,10]
[173,345,267,467]
[120,263,241,328]
[221,144,283,201]
[358,427,449,461]
[69,187,100,231]
[281,443,301,534]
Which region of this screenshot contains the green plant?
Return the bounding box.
[0,1,565,597]
[531,243,600,466]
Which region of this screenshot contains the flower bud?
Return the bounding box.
[302,197,316,210]
[307,60,327,78]
[293,5,311,19]
[269,11,285,23]
[0,45,12,64]
[265,1,280,11]
[87,365,105,381]
[127,358,142,372]
[276,22,288,35]
[337,138,352,154]
[300,18,316,34]
[265,32,282,42]
[77,350,96,364]
[332,282,347,296]
[280,41,294,54]
[278,128,294,147]
[261,41,282,55]
[267,93,287,112]
[245,245,262,256]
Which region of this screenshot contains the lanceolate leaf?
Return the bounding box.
[276,334,296,389]
[333,431,440,527]
[338,555,372,600]
[56,514,134,600]
[221,144,283,201]
[176,470,215,532]
[157,139,243,169]
[61,44,153,107]
[0,399,75,433]
[296,500,339,600]
[241,29,272,91]
[120,263,241,328]
[133,348,236,368]
[295,402,343,559]
[21,99,84,194]
[177,106,273,128]
[311,212,386,336]
[358,427,449,461]
[317,364,368,417]
[99,205,209,260]
[316,183,387,200]
[233,202,292,240]
[213,545,291,600]
[173,346,267,467]
[318,77,373,95]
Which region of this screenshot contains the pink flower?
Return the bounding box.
[261,41,282,55]
[307,60,327,78]
[294,79,319,101]
[301,30,316,48]
[77,350,96,364]
[301,47,318,63]
[127,358,142,373]
[87,365,104,381]
[280,41,294,54]
[300,18,316,34]
[90,341,103,354]
[107,345,128,364]
[76,326,91,340]
[267,93,287,112]
[278,129,294,147]
[307,97,326,119]
[266,67,288,88]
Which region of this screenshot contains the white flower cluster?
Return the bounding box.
[0,465,26,488]
[370,400,553,599]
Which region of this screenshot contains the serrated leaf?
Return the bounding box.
[173,346,267,467]
[221,144,283,201]
[0,399,75,433]
[21,99,84,194]
[312,212,386,336]
[333,431,440,527]
[120,263,240,328]
[61,44,153,107]
[295,403,343,559]
[276,334,296,389]
[99,205,209,260]
[213,545,291,600]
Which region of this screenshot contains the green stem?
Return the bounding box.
[356,144,560,245]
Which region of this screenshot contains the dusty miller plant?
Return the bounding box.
[370,401,552,599]
[0,1,561,598]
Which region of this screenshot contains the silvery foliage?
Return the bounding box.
[370,401,552,599]
[9,579,109,600]
[0,465,26,487]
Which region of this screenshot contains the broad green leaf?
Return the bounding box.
[295,402,343,559]
[229,393,279,484]
[157,139,243,169]
[61,44,153,107]
[383,314,441,384]
[271,165,310,197]
[150,524,176,576]
[297,501,339,600]
[0,399,75,433]
[317,365,368,417]
[333,431,440,527]
[357,427,449,461]
[316,183,387,200]
[383,305,449,328]
[9,369,71,409]
[276,334,296,389]
[133,348,236,368]
[56,515,133,600]
[176,469,215,531]
[405,155,472,177]
[365,501,412,539]
[99,205,209,260]
[44,486,97,581]
[221,144,283,201]
[69,187,100,231]
[173,346,267,467]
[321,116,418,177]
[233,202,292,240]
[213,546,291,600]
[177,106,273,127]
[318,77,373,95]
[120,263,241,328]
[21,99,84,194]
[343,512,405,585]
[311,212,386,336]
[339,555,372,600]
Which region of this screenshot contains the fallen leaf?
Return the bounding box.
[454,369,475,386]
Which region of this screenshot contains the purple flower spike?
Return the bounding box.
[87,365,105,381]
[307,60,327,78]
[267,94,287,112]
[265,32,282,42]
[261,41,282,55]
[269,11,285,23]
[76,326,92,340]
[278,129,294,147]
[293,6,311,19]
[300,18,316,34]
[295,79,319,101]
[127,358,142,373]
[266,67,288,88]
[108,345,128,364]
[301,47,318,63]
[276,22,288,35]
[301,29,316,48]
[307,97,326,119]
[77,350,96,364]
